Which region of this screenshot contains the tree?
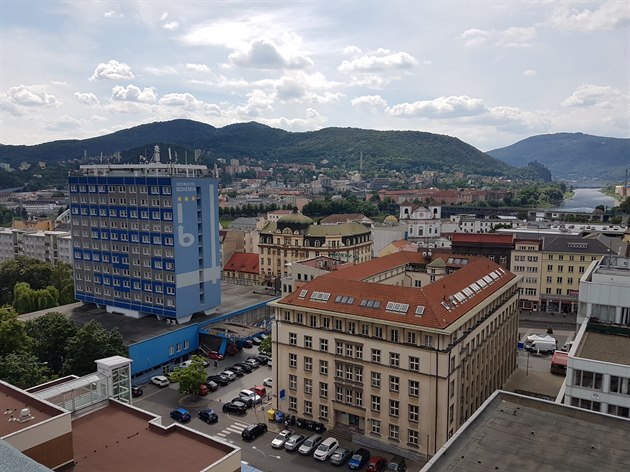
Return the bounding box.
[12,282,59,314]
[26,312,77,375]
[0,307,31,357]
[168,355,207,395]
[62,321,127,376]
[259,335,272,354]
[619,197,630,214]
[0,352,50,389]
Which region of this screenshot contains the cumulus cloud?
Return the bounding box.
[548,1,630,31]
[0,85,60,114]
[460,28,492,47]
[229,38,313,69]
[561,84,624,107]
[74,92,100,106]
[257,108,326,131]
[186,63,211,73]
[159,92,204,110]
[163,21,180,31]
[145,65,177,76]
[460,26,536,48]
[388,95,487,118]
[111,84,157,103]
[104,10,123,18]
[523,69,537,77]
[90,60,134,81]
[338,49,418,73]
[485,106,550,132]
[342,45,362,55]
[351,95,388,109]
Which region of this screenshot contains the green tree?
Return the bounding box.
[62,321,126,376]
[619,197,630,213]
[259,335,272,354]
[0,307,31,357]
[168,355,207,395]
[26,312,77,375]
[0,352,50,389]
[0,257,56,306]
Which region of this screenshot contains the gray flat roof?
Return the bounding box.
[19,283,277,346]
[424,391,630,472]
[576,331,630,365]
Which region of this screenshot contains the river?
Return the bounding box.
[550,188,618,213]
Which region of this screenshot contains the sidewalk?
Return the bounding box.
[519,310,577,325]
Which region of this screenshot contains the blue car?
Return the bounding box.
[348,448,370,470]
[170,408,191,423]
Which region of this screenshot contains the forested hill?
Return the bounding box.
[0,119,512,176]
[487,133,629,181]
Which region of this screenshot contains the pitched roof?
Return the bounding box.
[542,235,610,254]
[320,213,369,224]
[277,258,515,330]
[451,233,515,245]
[223,252,259,274]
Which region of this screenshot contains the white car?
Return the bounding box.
[271,429,294,449]
[263,377,273,387]
[150,375,169,388]
[178,360,193,369]
[221,370,237,381]
[313,437,339,461]
[239,389,262,404]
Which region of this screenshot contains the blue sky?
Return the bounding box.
[1,1,628,151]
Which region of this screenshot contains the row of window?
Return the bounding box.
[168,340,190,355]
[513,255,539,262]
[70,184,172,195]
[71,196,173,207]
[72,206,173,221]
[75,285,176,306]
[288,351,421,372]
[573,370,630,394]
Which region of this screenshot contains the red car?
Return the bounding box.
[366,456,387,472]
[208,351,224,360]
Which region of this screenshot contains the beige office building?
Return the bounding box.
[270,252,519,462]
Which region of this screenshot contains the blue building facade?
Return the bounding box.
[68,157,221,323]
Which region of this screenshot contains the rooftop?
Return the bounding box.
[423,391,630,472]
[576,331,630,366]
[224,252,259,274]
[451,233,515,245]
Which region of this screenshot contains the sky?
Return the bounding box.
[0,1,628,151]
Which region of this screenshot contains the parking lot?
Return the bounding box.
[134,346,416,472]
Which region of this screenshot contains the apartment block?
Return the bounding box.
[510,239,542,310]
[270,252,519,462]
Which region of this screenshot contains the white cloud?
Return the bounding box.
[338,50,418,73]
[163,21,180,31]
[258,108,326,131]
[523,69,537,77]
[160,12,169,21]
[229,38,313,69]
[45,115,82,131]
[460,28,492,47]
[74,92,100,106]
[561,84,624,107]
[159,92,204,110]
[104,10,123,18]
[89,60,134,81]
[1,85,60,108]
[91,114,108,122]
[186,63,211,73]
[460,26,536,48]
[342,45,362,55]
[351,95,388,109]
[111,84,157,103]
[548,1,630,32]
[486,106,550,132]
[388,95,487,118]
[145,65,178,76]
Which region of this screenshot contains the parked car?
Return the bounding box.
[245,358,260,369]
[197,384,209,396]
[207,351,224,360]
[242,340,253,349]
[271,429,294,449]
[241,422,268,440]
[313,437,339,461]
[170,408,191,423]
[267,358,272,368]
[131,385,143,397]
[349,448,371,470]
[222,400,248,414]
[254,385,267,397]
[221,370,237,381]
[257,351,271,360]
[284,433,306,451]
[178,360,193,369]
[197,409,218,424]
[386,455,407,472]
[233,362,252,373]
[251,355,268,365]
[263,377,273,387]
[298,434,324,455]
[201,358,210,367]
[207,374,230,386]
[251,337,262,346]
[232,396,254,408]
[330,447,353,465]
[366,456,387,472]
[150,375,169,388]
[239,389,262,404]
[202,380,219,392]
[228,365,245,376]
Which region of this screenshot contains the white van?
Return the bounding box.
[525,340,556,354]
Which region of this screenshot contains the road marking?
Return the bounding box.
[226,427,244,434]
[217,433,226,437]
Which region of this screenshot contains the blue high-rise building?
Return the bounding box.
[68,147,221,323]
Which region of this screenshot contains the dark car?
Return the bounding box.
[386,455,407,472]
[207,374,230,386]
[232,396,254,408]
[202,380,219,392]
[257,351,271,360]
[330,447,353,465]
[170,408,191,423]
[242,340,253,349]
[234,362,253,373]
[229,365,245,376]
[251,355,268,365]
[222,400,248,414]
[348,448,371,470]
[241,422,268,440]
[197,409,218,424]
[366,456,387,472]
[251,337,262,346]
[131,385,143,397]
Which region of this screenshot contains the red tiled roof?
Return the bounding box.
[451,233,514,245]
[324,251,424,281]
[223,252,259,274]
[279,257,515,330]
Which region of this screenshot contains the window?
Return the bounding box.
[372,349,381,363]
[320,360,328,375]
[289,375,297,390]
[289,353,297,368]
[389,376,400,392]
[304,378,312,395]
[335,319,342,331]
[371,371,381,388]
[345,365,353,381]
[409,356,419,371]
[361,324,369,336]
[409,404,419,422]
[320,382,328,398]
[409,380,419,397]
[289,332,297,345]
[390,352,400,367]
[320,404,329,420]
[374,326,383,338]
[304,335,312,349]
[573,370,603,390]
[355,391,363,407]
[371,419,381,435]
[345,344,353,357]
[322,317,330,329]
[336,386,343,402]
[389,424,399,441]
[355,345,363,359]
[408,429,419,446]
[389,400,399,417]
[305,357,313,372]
[371,395,381,412]
[320,338,328,352]
[304,400,312,416]
[407,332,416,344]
[390,329,399,343]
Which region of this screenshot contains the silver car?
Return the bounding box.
[271,429,294,449]
[298,434,323,455]
[284,433,306,451]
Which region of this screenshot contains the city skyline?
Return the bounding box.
[1,1,628,151]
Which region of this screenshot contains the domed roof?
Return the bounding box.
[278,210,313,225]
[384,215,398,224]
